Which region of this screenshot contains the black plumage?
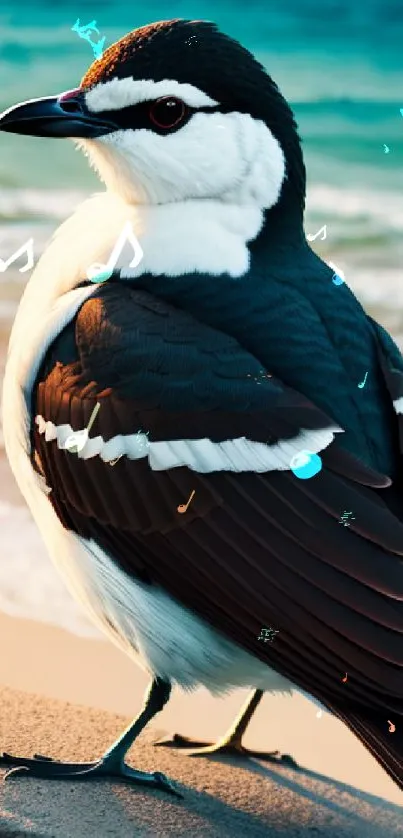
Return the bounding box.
[32,281,403,789]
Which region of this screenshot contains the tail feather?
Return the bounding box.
[329,703,403,790]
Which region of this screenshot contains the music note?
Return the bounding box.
[177,490,196,514]
[307,225,327,242]
[107,455,123,467]
[329,261,345,286]
[72,19,106,61]
[342,672,348,683]
[0,238,34,274]
[87,221,144,283]
[358,371,368,389]
[388,720,396,733]
[90,37,106,60]
[64,402,100,455]
[72,18,99,36]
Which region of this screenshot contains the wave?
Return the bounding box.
[0,189,88,221]
[306,185,403,231]
[0,183,401,229]
[0,499,101,639]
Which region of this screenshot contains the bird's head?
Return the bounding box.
[0,19,305,219]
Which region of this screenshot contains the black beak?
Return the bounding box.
[0,88,118,138]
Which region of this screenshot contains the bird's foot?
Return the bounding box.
[0,751,181,796]
[154,733,298,767]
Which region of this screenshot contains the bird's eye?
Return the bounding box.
[149,97,188,130]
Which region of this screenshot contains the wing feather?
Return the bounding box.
[32,284,403,730]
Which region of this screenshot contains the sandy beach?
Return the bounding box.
[0,611,402,837]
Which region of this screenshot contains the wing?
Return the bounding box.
[33,284,403,787]
[367,315,403,457]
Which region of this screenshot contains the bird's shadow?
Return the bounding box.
[159,750,403,837]
[208,750,403,814]
[1,754,402,838]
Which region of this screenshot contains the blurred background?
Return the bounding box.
[0,0,402,634]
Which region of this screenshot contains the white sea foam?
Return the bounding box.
[0,183,402,230]
[0,188,88,220]
[306,184,403,231]
[0,499,101,638]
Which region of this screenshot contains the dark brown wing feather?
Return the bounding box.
[33,284,403,788]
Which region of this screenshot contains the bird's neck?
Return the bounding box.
[129,197,266,279]
[5,189,305,431]
[57,190,307,285]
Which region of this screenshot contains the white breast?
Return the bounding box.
[2,190,293,696]
[60,533,293,695]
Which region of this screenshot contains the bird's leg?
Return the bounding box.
[155,688,298,767]
[0,677,180,796]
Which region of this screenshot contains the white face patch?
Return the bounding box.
[85,77,219,112]
[77,77,286,209]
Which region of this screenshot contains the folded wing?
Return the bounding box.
[33,284,403,787]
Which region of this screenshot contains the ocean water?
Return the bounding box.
[0,0,402,635]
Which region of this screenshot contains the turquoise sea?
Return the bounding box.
[0,1,402,632]
[0,1,403,289]
[0,1,403,327]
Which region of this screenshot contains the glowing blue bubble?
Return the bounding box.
[329,262,345,286]
[290,450,322,480]
[88,270,112,284]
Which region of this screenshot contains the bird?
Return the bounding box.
[1,18,403,798]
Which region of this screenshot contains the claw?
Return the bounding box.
[4,766,30,779]
[153,735,299,768]
[0,752,181,796]
[152,771,183,798]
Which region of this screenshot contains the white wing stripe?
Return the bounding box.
[35,416,341,473]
